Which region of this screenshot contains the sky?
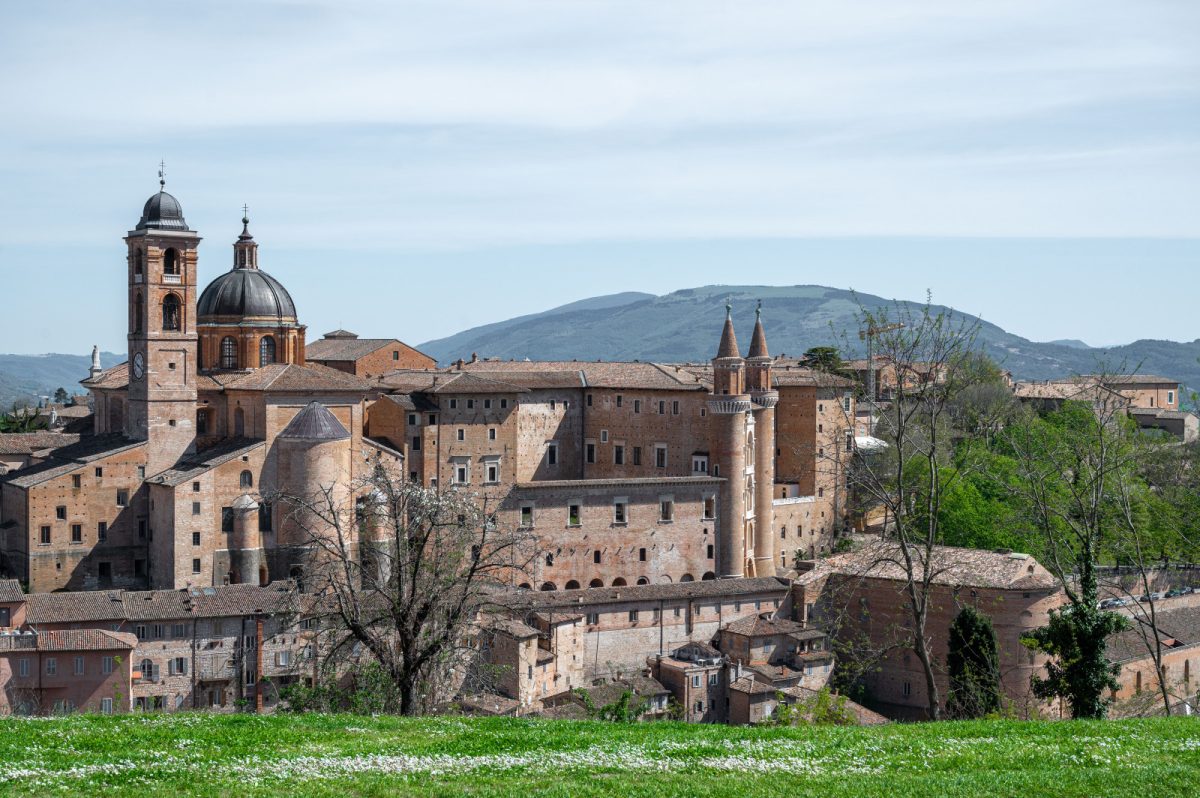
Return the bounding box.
[0,0,1197,354]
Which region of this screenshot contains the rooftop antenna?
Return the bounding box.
[158,160,166,189]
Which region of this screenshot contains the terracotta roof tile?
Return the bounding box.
[148,438,264,487]
[0,579,24,603]
[25,591,128,624]
[808,541,1060,591]
[0,432,81,456]
[15,629,139,652]
[2,435,145,488]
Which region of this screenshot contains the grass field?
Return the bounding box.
[0,713,1197,797]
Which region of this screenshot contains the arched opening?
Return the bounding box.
[134,293,144,334]
[259,336,276,366]
[636,576,649,585]
[163,248,179,275]
[565,580,580,590]
[680,573,695,583]
[240,470,253,489]
[539,581,557,591]
[612,577,627,587]
[161,294,182,331]
[702,572,716,581]
[234,407,245,437]
[589,578,604,588]
[221,336,238,369]
[258,565,269,586]
[659,575,673,583]
[518,582,532,590]
[140,658,153,679]
[133,248,143,278]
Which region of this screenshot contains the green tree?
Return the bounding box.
[53,387,69,405]
[799,346,846,375]
[945,606,1001,719]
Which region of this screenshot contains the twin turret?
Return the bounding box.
[708,301,775,411]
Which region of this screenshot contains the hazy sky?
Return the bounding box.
[1,1,1197,354]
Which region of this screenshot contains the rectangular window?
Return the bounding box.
[410,436,421,452]
[550,400,556,411]
[455,464,468,484]
[466,399,475,409]
[613,501,627,524]
[1168,390,1176,405]
[137,466,145,479]
[56,505,67,520]
[600,429,608,443]
[585,443,596,464]
[101,697,113,715]
[408,413,417,426]
[639,547,647,562]
[448,399,458,409]
[586,393,593,407]
[616,394,623,407]
[46,658,57,676]
[568,504,581,526]
[483,399,492,410]
[18,659,29,678]
[428,413,437,425]
[547,442,558,466]
[903,681,912,697]
[276,650,293,667]
[173,623,186,639]
[655,446,667,468]
[221,508,234,532]
[95,467,103,478]
[74,656,85,675]
[709,673,719,686]
[843,393,852,412]
[138,519,147,539]
[152,624,164,639]
[658,400,665,415]
[594,550,602,564]
[634,399,641,413]
[632,446,642,466]
[520,505,534,527]
[691,674,701,689]
[672,400,680,415]
[192,481,201,492]
[393,350,400,361]
[72,474,82,489]
[116,490,128,507]
[135,624,147,639]
[659,500,673,522]
[614,445,624,465]
[457,428,465,441]
[71,524,82,543]
[486,463,499,483]
[192,558,201,574]
[192,501,201,515]
[39,526,51,545]
[692,456,708,474]
[488,428,496,440]
[628,610,639,622]
[586,612,599,625]
[707,544,714,559]
[500,399,508,409]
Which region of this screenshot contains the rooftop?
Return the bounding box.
[306,335,434,364]
[802,541,1060,591]
[1,435,146,489]
[503,576,790,610]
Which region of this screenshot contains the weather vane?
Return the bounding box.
[158,160,166,189]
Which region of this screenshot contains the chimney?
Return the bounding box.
[470,352,478,363]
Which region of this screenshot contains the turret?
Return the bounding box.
[711,302,746,397]
[708,303,752,578]
[745,301,777,577]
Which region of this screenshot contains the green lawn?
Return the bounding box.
[0,713,1197,797]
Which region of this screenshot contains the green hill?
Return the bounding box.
[0,352,123,411]
[419,285,1200,394]
[0,713,1195,797]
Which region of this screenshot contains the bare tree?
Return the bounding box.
[272,463,538,715]
[843,298,983,720]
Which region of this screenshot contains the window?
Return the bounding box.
[114,488,129,507]
[455,464,468,484]
[162,293,182,331]
[72,474,82,489]
[74,656,85,675]
[846,431,854,452]
[408,414,418,426]
[220,336,238,369]
[708,673,718,686]
[500,399,508,409]
[448,399,458,409]
[95,467,103,478]
[428,413,437,425]
[46,658,57,676]
[193,481,201,492]
[134,559,146,577]
[456,428,465,441]
[585,442,596,464]
[659,499,673,522]
[259,336,276,366]
[586,393,593,407]
[658,400,666,414]
[632,446,642,466]
[628,610,639,622]
[547,442,558,466]
[488,428,496,440]
[483,399,491,410]
[56,505,67,520]
[486,463,499,483]
[100,697,113,715]
[259,503,272,531]
[586,612,599,625]
[196,408,209,435]
[707,544,714,559]
[276,650,293,667]
[568,504,581,526]
[903,681,912,697]
[703,496,715,519]
[192,532,201,546]
[240,470,253,489]
[221,507,234,532]
[691,674,701,688]
[520,505,534,527]
[549,400,556,411]
[192,558,201,574]
[614,445,624,465]
[1168,390,1176,405]
[152,624,164,639]
[71,524,82,544]
[613,500,627,524]
[634,399,641,413]
[18,659,29,678]
[39,526,51,545]
[594,550,602,564]
[169,657,188,676]
[818,487,824,498]
[97,521,107,542]
[692,455,708,474]
[639,547,647,562]
[655,445,667,468]
[163,247,179,275]
[467,399,475,409]
[843,393,852,412]
[672,400,680,415]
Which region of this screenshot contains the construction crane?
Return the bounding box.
[859,322,905,433]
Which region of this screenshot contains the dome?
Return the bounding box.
[278,402,350,442]
[198,267,298,323]
[136,190,189,231]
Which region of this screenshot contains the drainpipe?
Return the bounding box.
[255,616,264,713]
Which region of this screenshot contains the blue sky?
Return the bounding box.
[0,1,1197,354]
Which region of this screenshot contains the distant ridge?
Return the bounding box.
[0,352,123,410]
[418,285,1200,394]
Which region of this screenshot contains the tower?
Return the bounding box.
[746,302,778,577]
[708,303,751,578]
[125,171,201,474]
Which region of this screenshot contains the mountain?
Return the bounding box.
[419,285,1200,393]
[1045,339,1091,350]
[0,352,124,411]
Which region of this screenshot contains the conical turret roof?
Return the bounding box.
[748,303,769,359]
[278,401,350,441]
[716,303,741,359]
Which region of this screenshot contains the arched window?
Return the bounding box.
[612,577,627,587]
[140,658,153,679]
[133,248,143,278]
[134,293,144,333]
[589,578,604,588]
[234,407,245,437]
[240,470,253,489]
[163,248,179,275]
[162,294,181,331]
[220,337,238,369]
[259,336,276,366]
[701,572,716,581]
[539,582,557,592]
[636,576,649,585]
[565,580,580,590]
[680,573,695,583]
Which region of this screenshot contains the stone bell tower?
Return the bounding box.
[125,169,200,474]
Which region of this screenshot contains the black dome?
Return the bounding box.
[136,191,189,231]
[198,267,298,322]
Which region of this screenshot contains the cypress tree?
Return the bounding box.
[946,606,1002,719]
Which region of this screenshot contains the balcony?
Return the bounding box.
[162,273,182,285]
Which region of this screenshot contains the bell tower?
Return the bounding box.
[125,168,201,474]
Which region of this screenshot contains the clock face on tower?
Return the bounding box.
[132,352,145,380]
